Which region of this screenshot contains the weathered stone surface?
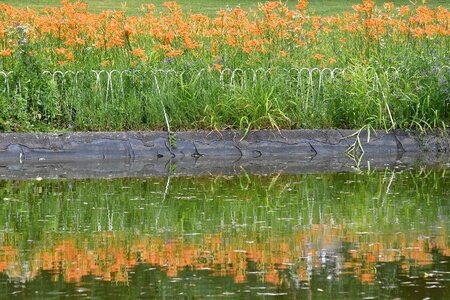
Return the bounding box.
[0,129,448,179]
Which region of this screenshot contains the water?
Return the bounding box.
[0,168,448,299]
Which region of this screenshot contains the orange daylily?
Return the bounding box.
[132,48,145,57]
[0,0,446,69]
[0,48,13,56]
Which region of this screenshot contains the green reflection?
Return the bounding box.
[0,168,448,298]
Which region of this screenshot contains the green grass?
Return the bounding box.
[2,0,449,16]
[2,64,448,132]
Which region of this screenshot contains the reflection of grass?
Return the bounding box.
[0,169,447,236]
[3,0,449,16]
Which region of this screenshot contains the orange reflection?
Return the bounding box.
[0,224,447,286]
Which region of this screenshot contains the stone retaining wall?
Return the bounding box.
[0,129,448,179]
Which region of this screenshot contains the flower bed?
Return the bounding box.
[0,0,449,131]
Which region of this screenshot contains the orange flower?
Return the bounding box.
[227,37,237,47]
[184,37,197,49]
[64,38,75,46]
[342,25,356,33]
[383,2,394,12]
[399,5,410,16]
[413,27,424,38]
[296,0,308,13]
[314,53,323,60]
[75,37,84,45]
[0,48,13,57]
[65,52,75,62]
[132,48,145,57]
[55,47,67,55]
[0,0,446,73]
[112,36,124,47]
[166,49,183,57]
[100,60,110,67]
[93,41,103,49]
[163,2,180,10]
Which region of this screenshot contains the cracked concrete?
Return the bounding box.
[0,129,448,179]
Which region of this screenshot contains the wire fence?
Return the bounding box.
[1,66,449,99]
[1,66,449,130]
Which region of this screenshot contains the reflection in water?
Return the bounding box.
[0,168,449,298]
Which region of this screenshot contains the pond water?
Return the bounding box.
[0,167,449,299]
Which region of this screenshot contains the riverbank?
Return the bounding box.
[0,129,448,179]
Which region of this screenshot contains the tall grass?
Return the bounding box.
[1,65,448,132]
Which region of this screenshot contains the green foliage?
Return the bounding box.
[1,63,449,132]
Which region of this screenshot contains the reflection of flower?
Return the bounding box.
[0,225,447,286]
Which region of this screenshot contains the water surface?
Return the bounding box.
[0,168,449,299]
